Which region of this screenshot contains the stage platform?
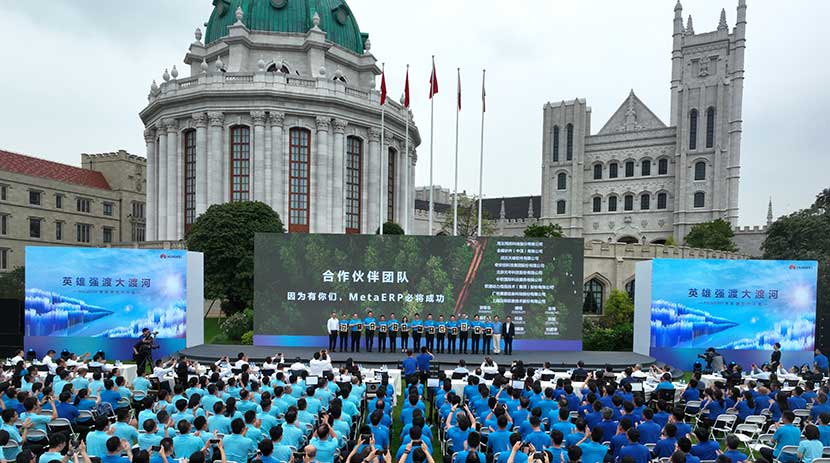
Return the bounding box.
[178,344,656,370]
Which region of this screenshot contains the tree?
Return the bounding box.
[0,266,24,300]
[583,289,634,351]
[664,236,678,246]
[375,222,405,235]
[186,201,284,314]
[523,223,564,238]
[440,196,494,237]
[684,219,738,252]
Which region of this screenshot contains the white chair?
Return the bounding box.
[775,445,799,463]
[684,400,702,425]
[709,414,738,440]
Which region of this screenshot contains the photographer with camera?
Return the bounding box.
[697,347,724,373]
[133,328,159,374]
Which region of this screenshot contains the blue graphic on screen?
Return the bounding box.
[649,259,817,368]
[25,247,187,359]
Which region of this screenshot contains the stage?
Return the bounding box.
[177,344,656,370]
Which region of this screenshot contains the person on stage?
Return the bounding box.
[436,315,447,354]
[388,313,399,353]
[492,315,502,355]
[482,316,494,355]
[771,342,782,371]
[447,315,459,354]
[400,316,411,352]
[411,313,423,350]
[502,316,515,355]
[338,313,349,352]
[459,313,470,354]
[424,314,436,352]
[471,314,483,355]
[378,314,388,353]
[364,310,377,353]
[349,313,363,353]
[327,312,339,351]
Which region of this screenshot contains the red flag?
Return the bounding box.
[429,60,439,99]
[404,67,410,108]
[482,69,486,112]
[380,69,387,105]
[457,68,462,111]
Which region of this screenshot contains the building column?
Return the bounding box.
[396,142,405,226]
[143,128,157,241]
[264,117,273,209]
[331,119,347,233]
[409,149,417,234]
[269,113,285,219]
[314,116,331,233]
[193,113,209,216]
[366,128,381,234]
[207,112,224,206]
[251,111,267,202]
[165,120,179,240]
[156,127,168,240]
[379,141,387,226]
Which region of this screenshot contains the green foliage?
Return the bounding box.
[601,289,635,328]
[523,223,564,238]
[440,196,494,237]
[583,290,634,351]
[186,201,284,314]
[664,236,678,246]
[0,266,24,300]
[375,222,405,235]
[684,219,738,252]
[220,309,253,341]
[241,330,254,345]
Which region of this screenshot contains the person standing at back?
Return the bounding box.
[338,313,349,353]
[492,316,502,355]
[327,312,339,351]
[502,317,516,355]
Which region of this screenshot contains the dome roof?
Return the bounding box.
[205,0,368,54]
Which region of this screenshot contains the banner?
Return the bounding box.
[254,234,583,350]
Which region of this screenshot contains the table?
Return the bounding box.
[362,368,402,396]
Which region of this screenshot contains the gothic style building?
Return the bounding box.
[140,0,420,240]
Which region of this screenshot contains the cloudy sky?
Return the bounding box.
[1,1,827,226]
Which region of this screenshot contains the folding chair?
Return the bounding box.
[684,400,702,425]
[776,445,799,463]
[734,424,761,459]
[709,414,738,441]
[47,418,75,437]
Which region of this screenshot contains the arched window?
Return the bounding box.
[694,161,706,180]
[592,197,602,213]
[583,278,604,314]
[267,63,290,74]
[608,196,618,212]
[658,158,668,175]
[289,128,312,233]
[557,172,567,190]
[624,194,634,211]
[625,280,636,302]
[609,162,619,179]
[641,160,651,176]
[345,136,362,234]
[552,126,560,162]
[625,161,635,177]
[593,164,603,180]
[641,194,650,210]
[183,129,196,232]
[230,126,250,202]
[706,107,715,148]
[694,191,705,208]
[689,109,699,150]
[657,192,668,210]
[617,236,639,244]
[566,123,574,161]
[556,200,566,215]
[387,148,396,223]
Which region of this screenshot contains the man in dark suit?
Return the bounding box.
[502,316,516,355]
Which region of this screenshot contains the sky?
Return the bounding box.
[1,0,828,226]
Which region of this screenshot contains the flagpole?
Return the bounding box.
[477,69,486,237]
[403,65,410,234]
[453,67,460,236]
[380,62,385,235]
[428,55,435,235]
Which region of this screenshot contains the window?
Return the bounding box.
[552,126,560,162]
[657,193,668,210]
[289,128,311,233]
[694,192,705,208]
[103,202,113,217]
[29,218,41,238]
[592,197,602,213]
[625,280,636,302]
[694,161,706,180]
[29,191,41,206]
[565,124,574,161]
[583,278,604,314]
[624,161,635,178]
[184,129,197,230]
[103,227,113,244]
[131,223,146,242]
[689,109,698,150]
[131,201,145,219]
[608,196,618,212]
[706,107,715,148]
[609,163,619,179]
[593,164,602,180]
[557,172,567,190]
[641,194,650,210]
[556,200,566,215]
[55,195,63,209]
[230,126,251,202]
[267,63,290,74]
[0,214,7,235]
[641,160,651,176]
[658,158,668,175]
[387,148,396,223]
[0,249,7,270]
[345,136,362,234]
[624,194,634,211]
[77,198,91,213]
[76,224,91,243]
[56,222,63,241]
[0,185,6,201]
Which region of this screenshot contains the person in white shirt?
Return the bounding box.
[41,350,57,374]
[152,358,175,379]
[309,352,327,377]
[66,352,90,368]
[453,360,470,377]
[9,349,25,366]
[290,358,307,372]
[327,313,340,352]
[481,357,499,376]
[334,367,352,383]
[234,352,251,370]
[533,362,556,381]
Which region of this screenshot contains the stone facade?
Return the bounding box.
[0,149,147,272]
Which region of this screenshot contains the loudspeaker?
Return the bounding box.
[0,299,23,357]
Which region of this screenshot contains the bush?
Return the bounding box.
[241,330,254,345]
[583,289,634,352]
[221,309,253,341]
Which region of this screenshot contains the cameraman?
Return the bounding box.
[133,328,156,373]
